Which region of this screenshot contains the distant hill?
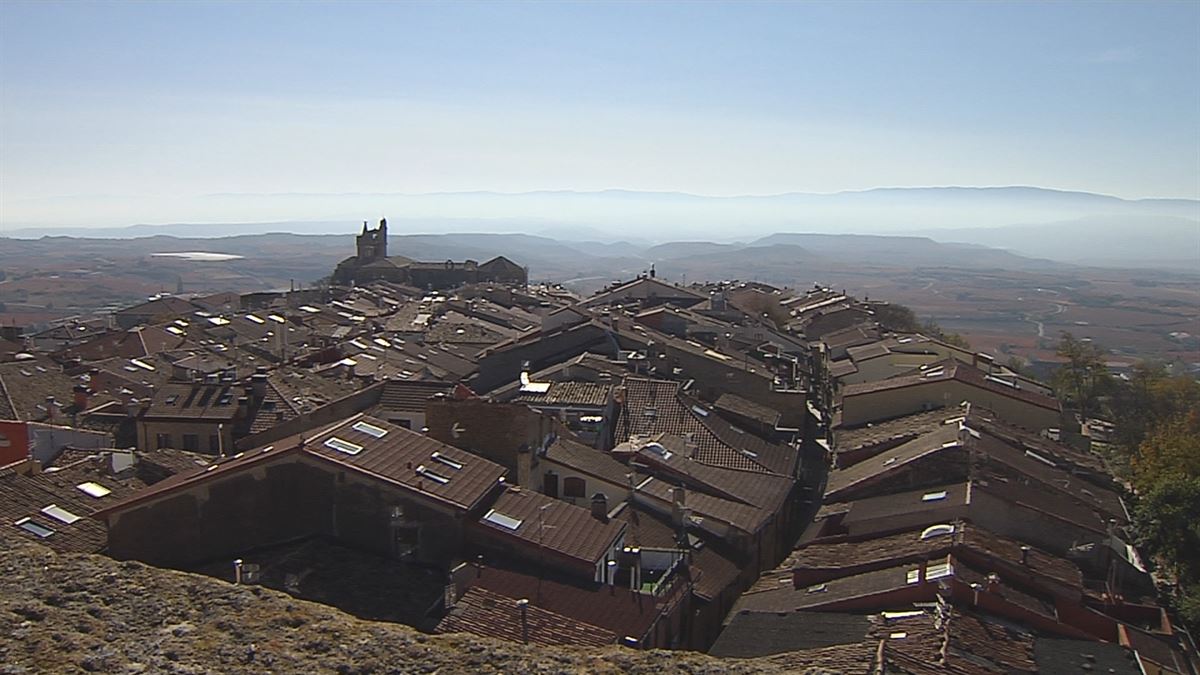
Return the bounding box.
[913,215,1200,269]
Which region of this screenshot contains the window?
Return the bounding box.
[209,435,221,453]
[483,509,523,530]
[155,433,171,449]
[351,420,389,438]
[182,434,199,451]
[14,518,54,538]
[324,437,363,455]
[76,482,111,498]
[563,476,586,499]
[41,504,81,524]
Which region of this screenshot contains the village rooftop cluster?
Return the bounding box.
[0,230,1195,674]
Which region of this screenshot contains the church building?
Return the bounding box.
[332,219,528,289]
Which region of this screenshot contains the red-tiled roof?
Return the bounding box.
[475,487,625,566]
[436,585,617,647]
[96,415,507,517]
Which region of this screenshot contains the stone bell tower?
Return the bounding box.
[355,218,388,262]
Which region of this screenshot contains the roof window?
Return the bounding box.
[351,421,389,438]
[919,524,956,540]
[324,437,363,455]
[76,482,111,498]
[40,504,81,525]
[805,583,828,594]
[431,451,463,470]
[415,464,450,484]
[483,509,523,530]
[14,518,54,538]
[921,490,948,502]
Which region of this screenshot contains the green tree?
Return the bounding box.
[1052,332,1112,419]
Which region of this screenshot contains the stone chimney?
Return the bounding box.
[590,493,609,522]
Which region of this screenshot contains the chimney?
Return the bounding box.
[671,486,687,527]
[591,493,609,522]
[44,396,56,423]
[986,572,1001,592]
[73,384,90,411]
[236,396,250,419]
[250,367,268,400]
[607,560,618,593]
[1020,545,1031,565]
[516,598,529,643]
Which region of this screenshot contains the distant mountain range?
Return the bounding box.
[4,186,1196,268]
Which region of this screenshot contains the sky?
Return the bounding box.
[1,0,1198,228]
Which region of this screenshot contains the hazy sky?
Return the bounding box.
[2,1,1198,227]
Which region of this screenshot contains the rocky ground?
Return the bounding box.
[0,543,841,674]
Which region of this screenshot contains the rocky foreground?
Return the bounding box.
[0,544,836,674]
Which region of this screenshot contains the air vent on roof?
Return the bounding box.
[921,490,948,502]
[351,421,388,438]
[40,504,81,525]
[642,442,672,461]
[76,482,111,498]
[14,518,54,538]
[324,437,363,455]
[431,452,463,470]
[415,464,450,484]
[483,509,523,530]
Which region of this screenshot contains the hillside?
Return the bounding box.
[0,544,829,674]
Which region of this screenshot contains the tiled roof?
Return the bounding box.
[436,586,616,647]
[1034,638,1139,675]
[511,381,612,408]
[476,487,625,566]
[714,392,782,427]
[616,377,793,474]
[142,382,240,421]
[710,612,872,658]
[0,356,83,422]
[842,359,1061,413]
[825,423,963,500]
[785,522,1083,593]
[377,379,454,412]
[456,565,665,643]
[635,474,772,536]
[613,502,740,602]
[835,407,962,452]
[542,437,631,488]
[98,415,507,517]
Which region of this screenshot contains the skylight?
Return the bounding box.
[415,465,450,484]
[921,490,948,502]
[431,451,463,470]
[76,482,111,498]
[324,437,363,455]
[919,524,956,540]
[40,504,81,525]
[245,314,266,324]
[351,421,388,438]
[483,509,523,530]
[14,518,54,538]
[805,583,828,594]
